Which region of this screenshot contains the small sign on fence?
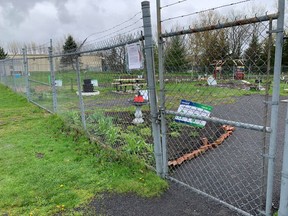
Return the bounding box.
[126,42,143,70]
[55,80,62,87]
[175,100,213,127]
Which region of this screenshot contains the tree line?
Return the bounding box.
[163,11,288,73]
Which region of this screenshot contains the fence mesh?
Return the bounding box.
[0,58,26,96]
[49,32,155,165]
[159,3,282,214]
[27,56,53,111]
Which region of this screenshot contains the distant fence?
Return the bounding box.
[0,1,287,215]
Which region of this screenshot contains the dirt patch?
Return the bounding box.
[34,85,51,92]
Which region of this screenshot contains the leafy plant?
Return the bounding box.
[139,127,152,137]
[170,131,181,138]
[62,111,82,129]
[169,120,183,133]
[189,130,200,138]
[121,132,154,164]
[86,112,121,146]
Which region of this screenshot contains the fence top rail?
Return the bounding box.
[161,13,278,38]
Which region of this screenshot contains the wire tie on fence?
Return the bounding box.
[256,210,266,216]
[281,171,288,179]
[263,100,278,105]
[155,153,162,157]
[266,29,283,34]
[262,153,275,159]
[144,45,154,49]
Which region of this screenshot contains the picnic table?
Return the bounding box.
[112,78,147,92]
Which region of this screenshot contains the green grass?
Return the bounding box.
[6,70,288,119]
[0,84,168,216]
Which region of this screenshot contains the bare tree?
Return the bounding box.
[101,34,135,73]
[188,11,230,67]
[7,41,22,55]
[227,9,251,59]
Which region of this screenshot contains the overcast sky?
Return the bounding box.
[0,0,279,49]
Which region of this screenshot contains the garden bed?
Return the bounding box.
[104,111,230,162]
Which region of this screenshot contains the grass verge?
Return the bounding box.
[0,84,168,216]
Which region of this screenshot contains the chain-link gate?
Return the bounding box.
[156,0,285,215]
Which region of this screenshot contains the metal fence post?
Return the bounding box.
[3,60,7,85]
[278,5,288,215]
[265,0,285,215]
[156,0,168,177]
[260,18,273,208]
[11,58,16,91]
[142,1,163,177]
[22,47,30,101]
[0,60,4,84]
[279,102,288,216]
[75,56,87,130]
[0,61,2,83]
[49,39,57,113]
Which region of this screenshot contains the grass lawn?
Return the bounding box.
[0,84,168,216]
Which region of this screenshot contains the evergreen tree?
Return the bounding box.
[260,36,275,67]
[244,33,263,67]
[105,47,126,72]
[282,34,288,66]
[164,35,188,73]
[205,30,230,63]
[60,35,78,69]
[0,46,8,59]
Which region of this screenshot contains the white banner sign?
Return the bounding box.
[126,43,143,70]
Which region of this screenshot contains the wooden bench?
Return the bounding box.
[112,78,146,92]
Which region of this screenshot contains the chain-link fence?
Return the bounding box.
[0,58,26,96]
[51,31,156,165]
[0,0,287,215]
[0,4,155,167]
[156,0,286,215]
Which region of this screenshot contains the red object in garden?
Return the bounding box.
[133,95,144,102]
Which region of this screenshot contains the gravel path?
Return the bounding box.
[87,180,237,216]
[170,94,286,215]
